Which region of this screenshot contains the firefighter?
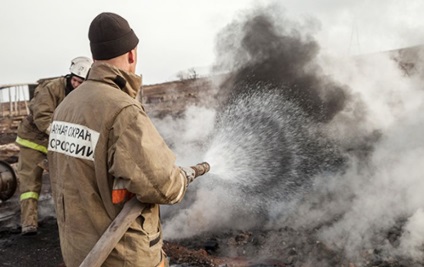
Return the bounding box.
[47,12,209,267]
[16,56,92,235]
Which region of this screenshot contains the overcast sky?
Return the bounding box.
[1,0,424,86]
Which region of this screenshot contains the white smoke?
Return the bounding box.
[151,2,424,264]
[150,105,216,166]
[398,208,424,260]
[255,50,424,263]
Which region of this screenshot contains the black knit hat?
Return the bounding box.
[89,12,139,60]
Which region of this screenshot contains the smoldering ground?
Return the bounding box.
[152,2,424,265]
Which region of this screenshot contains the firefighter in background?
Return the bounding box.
[16,56,93,235]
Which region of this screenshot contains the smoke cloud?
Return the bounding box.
[213,3,349,123]
[153,2,424,265]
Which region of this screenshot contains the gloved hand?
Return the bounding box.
[180,162,210,184]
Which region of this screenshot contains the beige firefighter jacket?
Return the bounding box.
[17,77,67,151]
[48,62,188,267]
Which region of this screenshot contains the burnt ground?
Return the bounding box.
[0,163,62,267]
[0,216,62,267]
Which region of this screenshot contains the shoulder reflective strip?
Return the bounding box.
[16,136,48,154]
[20,192,39,201]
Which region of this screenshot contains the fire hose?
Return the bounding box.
[79,162,210,267]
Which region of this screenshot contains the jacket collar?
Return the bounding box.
[87,61,142,98]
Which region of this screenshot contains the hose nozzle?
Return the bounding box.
[191,162,210,177]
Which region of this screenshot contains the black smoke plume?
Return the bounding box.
[215,5,350,123]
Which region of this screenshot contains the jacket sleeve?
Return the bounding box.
[107,105,188,205]
[31,81,60,134]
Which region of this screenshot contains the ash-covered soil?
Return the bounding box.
[0,216,63,267]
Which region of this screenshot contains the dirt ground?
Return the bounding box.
[0,216,63,267]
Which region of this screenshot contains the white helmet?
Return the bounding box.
[69,56,93,79]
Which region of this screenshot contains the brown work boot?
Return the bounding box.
[20,198,38,236]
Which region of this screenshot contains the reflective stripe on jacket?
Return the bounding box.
[15,136,47,154]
